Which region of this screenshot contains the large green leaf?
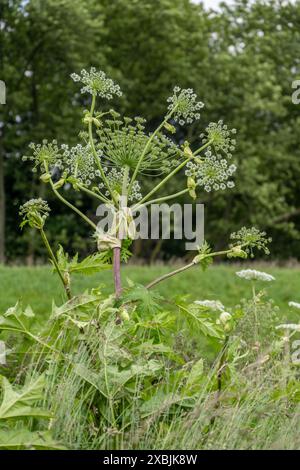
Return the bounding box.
[0,302,35,335]
[121,284,163,315]
[69,253,112,275]
[184,358,205,395]
[0,429,66,449]
[51,291,103,320]
[0,375,50,420]
[178,304,223,339]
[56,245,111,276]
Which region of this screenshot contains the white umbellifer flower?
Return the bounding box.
[71,67,122,99]
[236,269,275,282]
[61,143,96,186]
[185,155,236,193]
[200,120,237,159]
[276,324,300,331]
[194,300,225,311]
[288,301,300,310]
[166,87,204,125]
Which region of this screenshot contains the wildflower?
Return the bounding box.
[288,301,300,310]
[61,143,96,186]
[276,324,300,332]
[71,67,122,99]
[230,227,271,257]
[22,140,63,172]
[19,198,50,230]
[200,120,237,158]
[166,87,204,125]
[236,269,275,282]
[185,155,236,192]
[194,300,225,311]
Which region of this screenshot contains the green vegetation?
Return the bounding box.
[0,264,299,317]
[1,0,300,452]
[1,0,300,262]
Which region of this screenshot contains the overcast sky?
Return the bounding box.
[192,0,234,9]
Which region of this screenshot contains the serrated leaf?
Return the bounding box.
[0,375,50,420]
[178,304,223,339]
[51,292,102,320]
[69,253,112,275]
[121,284,163,315]
[0,302,35,335]
[185,358,204,393]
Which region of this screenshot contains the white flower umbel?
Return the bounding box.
[71,67,122,99]
[276,324,300,332]
[194,300,225,311]
[288,301,300,310]
[185,155,236,192]
[62,143,96,186]
[200,120,237,159]
[167,87,204,125]
[236,269,275,282]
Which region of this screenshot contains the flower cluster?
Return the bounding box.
[167,87,204,125]
[230,227,271,257]
[185,154,236,192]
[236,269,275,282]
[19,198,50,230]
[71,67,122,99]
[200,120,236,158]
[22,140,63,172]
[61,143,96,186]
[289,301,300,310]
[276,324,300,332]
[99,167,142,202]
[194,300,225,311]
[96,116,180,175]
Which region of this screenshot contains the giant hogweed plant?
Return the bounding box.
[0,68,276,449]
[20,67,270,299]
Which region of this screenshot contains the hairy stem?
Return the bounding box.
[146,249,231,290]
[146,262,195,289]
[40,228,71,299]
[113,247,122,298]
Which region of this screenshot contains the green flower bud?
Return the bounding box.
[183,141,193,158]
[163,122,176,134]
[53,178,65,189]
[40,173,51,183]
[120,308,130,321]
[227,245,247,259]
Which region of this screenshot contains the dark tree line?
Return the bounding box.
[1,0,300,263]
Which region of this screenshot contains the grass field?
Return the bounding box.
[1,263,300,450]
[1,263,299,319]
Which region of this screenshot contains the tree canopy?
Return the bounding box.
[1,0,300,263]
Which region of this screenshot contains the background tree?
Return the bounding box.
[1,0,300,263]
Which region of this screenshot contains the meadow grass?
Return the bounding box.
[0,263,299,319]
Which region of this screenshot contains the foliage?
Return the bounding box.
[2,0,300,261]
[0,374,65,449]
